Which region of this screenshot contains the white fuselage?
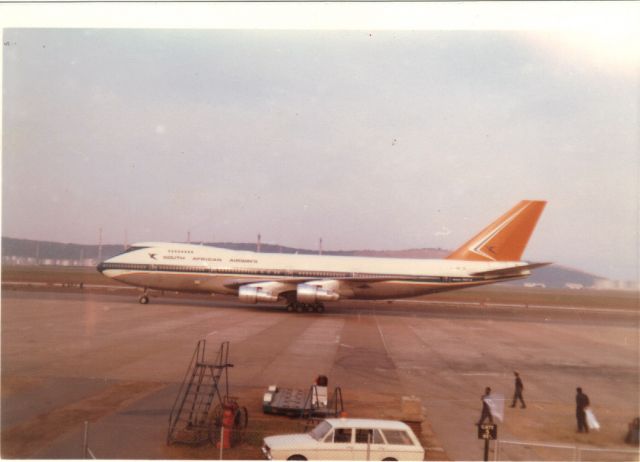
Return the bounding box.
[98,242,531,301]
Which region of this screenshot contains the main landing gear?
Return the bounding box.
[286,302,325,314]
[139,291,150,304]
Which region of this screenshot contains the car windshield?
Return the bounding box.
[309,421,332,441]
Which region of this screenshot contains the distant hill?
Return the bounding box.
[352,248,450,259]
[518,264,602,288]
[1,237,123,261]
[1,236,606,289]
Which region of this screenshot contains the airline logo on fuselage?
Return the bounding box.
[153,252,256,264]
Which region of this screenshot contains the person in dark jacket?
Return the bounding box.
[510,371,526,408]
[576,387,590,433]
[477,387,493,425]
[625,417,639,445]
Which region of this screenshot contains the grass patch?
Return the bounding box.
[1,265,123,286]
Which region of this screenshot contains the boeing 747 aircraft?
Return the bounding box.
[97,200,548,312]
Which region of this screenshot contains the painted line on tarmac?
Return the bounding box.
[395,299,636,314]
[2,282,132,290]
[459,372,505,377]
[2,282,51,286]
[374,314,390,356]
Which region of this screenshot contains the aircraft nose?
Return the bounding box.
[96,262,106,273]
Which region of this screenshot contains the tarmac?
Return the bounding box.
[1,289,639,460]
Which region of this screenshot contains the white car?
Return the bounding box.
[262,418,424,461]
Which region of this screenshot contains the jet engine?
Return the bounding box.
[297,284,340,303]
[238,285,279,303]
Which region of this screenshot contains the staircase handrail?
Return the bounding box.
[167,339,205,440]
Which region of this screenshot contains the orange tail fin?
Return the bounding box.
[447,200,546,262]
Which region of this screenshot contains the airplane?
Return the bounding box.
[97,200,549,313]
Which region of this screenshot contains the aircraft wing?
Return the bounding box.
[223,278,311,289]
[223,263,551,290]
[469,262,552,277]
[223,274,443,290]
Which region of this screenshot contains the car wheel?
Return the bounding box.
[382,458,398,461]
[287,455,307,460]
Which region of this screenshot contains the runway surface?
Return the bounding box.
[2,289,638,460]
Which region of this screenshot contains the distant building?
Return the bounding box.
[593,278,617,290]
[565,283,584,290]
[524,282,546,288]
[592,278,640,291]
[617,280,640,291]
[2,256,98,267]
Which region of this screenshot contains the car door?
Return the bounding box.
[317,426,354,460]
[380,429,422,460]
[352,428,387,460]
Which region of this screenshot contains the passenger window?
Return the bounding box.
[355,429,372,443]
[382,430,413,445]
[355,429,384,444]
[333,428,352,443]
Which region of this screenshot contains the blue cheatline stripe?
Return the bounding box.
[98,262,491,284]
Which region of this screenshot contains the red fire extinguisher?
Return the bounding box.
[216,403,236,449]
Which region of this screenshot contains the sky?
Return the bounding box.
[1,3,639,281]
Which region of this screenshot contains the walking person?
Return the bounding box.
[477,387,493,425]
[576,387,590,433]
[510,371,526,408]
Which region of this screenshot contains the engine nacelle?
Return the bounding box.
[297,284,340,303]
[238,285,279,303]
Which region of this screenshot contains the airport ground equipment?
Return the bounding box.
[167,340,247,446]
[208,398,249,448]
[262,375,344,420]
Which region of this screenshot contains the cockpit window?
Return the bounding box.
[123,246,150,254]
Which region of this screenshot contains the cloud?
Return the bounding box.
[434,227,451,237]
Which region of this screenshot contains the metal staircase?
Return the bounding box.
[167,340,232,444]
